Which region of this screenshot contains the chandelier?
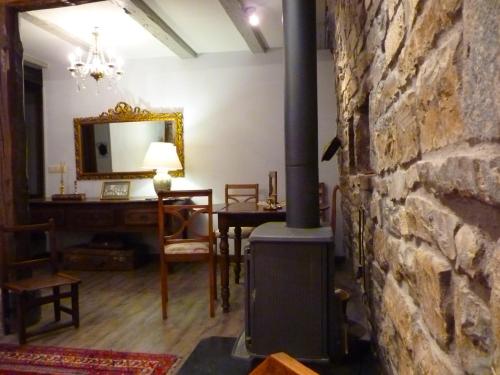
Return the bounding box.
[67,27,124,91]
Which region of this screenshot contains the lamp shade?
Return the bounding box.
[142,142,182,171]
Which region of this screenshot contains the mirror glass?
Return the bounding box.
[74,102,184,180]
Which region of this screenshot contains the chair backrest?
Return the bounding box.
[0,219,58,283]
[225,184,259,205]
[157,189,213,252]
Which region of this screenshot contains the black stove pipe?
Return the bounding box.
[283,0,320,228]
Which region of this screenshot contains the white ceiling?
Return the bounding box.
[20,0,326,65]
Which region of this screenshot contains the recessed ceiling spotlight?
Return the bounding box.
[245,7,260,27]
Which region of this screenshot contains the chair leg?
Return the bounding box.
[234,227,242,284]
[209,258,215,318]
[71,284,80,328]
[16,293,26,345]
[160,261,168,320]
[2,289,12,335]
[53,286,61,322]
[213,241,218,300]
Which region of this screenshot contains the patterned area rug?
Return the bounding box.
[0,344,179,374]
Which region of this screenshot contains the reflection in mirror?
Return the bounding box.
[81,121,175,173]
[75,102,184,180]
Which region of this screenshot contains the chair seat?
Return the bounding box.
[215,227,254,239]
[164,242,209,254]
[4,273,81,293]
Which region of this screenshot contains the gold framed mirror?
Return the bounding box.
[74,102,184,180]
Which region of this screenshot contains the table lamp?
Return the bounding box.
[142,142,182,195]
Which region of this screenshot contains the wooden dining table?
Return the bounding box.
[214,202,286,312]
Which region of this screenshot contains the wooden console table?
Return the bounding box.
[29,197,176,232]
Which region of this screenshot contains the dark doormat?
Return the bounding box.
[178,337,251,375]
[179,336,381,375]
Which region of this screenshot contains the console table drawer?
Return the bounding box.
[70,210,115,228]
[30,208,65,226]
[123,209,157,226]
[29,198,186,232]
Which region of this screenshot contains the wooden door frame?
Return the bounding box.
[0,1,103,227]
[0,1,103,273]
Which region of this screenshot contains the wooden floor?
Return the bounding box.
[0,261,245,372]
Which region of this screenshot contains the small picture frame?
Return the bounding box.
[100,181,130,200]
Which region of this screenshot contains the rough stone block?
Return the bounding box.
[368,51,386,92]
[372,115,395,172]
[402,0,421,30]
[454,275,493,374]
[405,192,460,260]
[442,196,500,249]
[416,31,464,153]
[370,70,401,123]
[385,0,399,20]
[371,260,387,289]
[416,143,500,206]
[384,3,405,66]
[383,273,417,348]
[414,245,453,347]
[370,192,382,223]
[405,164,419,191]
[397,0,461,84]
[377,314,399,374]
[455,224,486,279]
[462,0,500,141]
[381,198,406,237]
[373,176,388,195]
[490,249,500,371]
[386,169,410,201]
[366,8,387,57]
[373,227,403,275]
[393,92,419,165]
[395,243,416,285]
[397,344,415,375]
[365,0,383,30]
[412,320,463,375]
[372,91,420,172]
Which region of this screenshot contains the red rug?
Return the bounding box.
[0,344,179,374]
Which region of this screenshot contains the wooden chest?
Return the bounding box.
[62,245,141,271]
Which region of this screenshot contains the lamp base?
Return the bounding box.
[153,171,172,195]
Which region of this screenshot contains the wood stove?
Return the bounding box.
[244,0,338,362]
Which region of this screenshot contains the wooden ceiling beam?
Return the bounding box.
[111,0,197,59]
[218,0,268,53]
[20,12,90,51]
[3,0,103,12]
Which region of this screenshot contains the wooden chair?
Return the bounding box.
[250,352,319,375]
[0,219,81,344]
[216,184,259,284]
[157,189,216,319]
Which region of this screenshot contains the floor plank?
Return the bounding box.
[0,261,245,372]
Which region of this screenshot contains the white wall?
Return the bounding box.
[41,49,342,251]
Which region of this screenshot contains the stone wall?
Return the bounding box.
[329,0,499,373]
